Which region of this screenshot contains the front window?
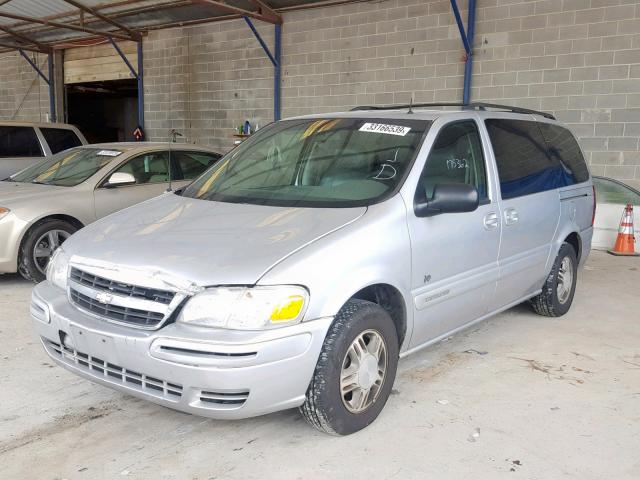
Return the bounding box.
[418,121,488,200]
[8,148,121,186]
[182,118,430,207]
[112,152,170,185]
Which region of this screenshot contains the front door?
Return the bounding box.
[406,120,501,349]
[94,151,171,218]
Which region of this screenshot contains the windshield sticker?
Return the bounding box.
[359,123,411,136]
[97,150,122,157]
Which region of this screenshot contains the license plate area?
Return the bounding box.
[64,326,119,366]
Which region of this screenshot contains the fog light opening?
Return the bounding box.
[59,331,74,351]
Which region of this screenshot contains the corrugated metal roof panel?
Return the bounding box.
[0,0,357,51]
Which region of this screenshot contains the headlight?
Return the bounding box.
[46,247,70,290]
[0,207,10,220]
[178,285,309,330]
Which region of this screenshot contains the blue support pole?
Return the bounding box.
[243,16,281,121]
[47,52,56,122]
[108,37,138,78]
[18,49,56,122]
[462,0,477,105]
[137,40,144,130]
[274,23,281,121]
[243,17,277,67]
[108,37,144,132]
[450,0,476,105]
[449,0,471,56]
[18,49,49,84]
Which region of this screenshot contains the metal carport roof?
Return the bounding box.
[0,0,361,53]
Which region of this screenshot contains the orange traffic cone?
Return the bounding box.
[608,204,639,256]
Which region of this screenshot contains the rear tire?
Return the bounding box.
[529,242,577,317]
[19,219,76,283]
[300,299,399,435]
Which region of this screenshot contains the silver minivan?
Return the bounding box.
[31,104,595,435]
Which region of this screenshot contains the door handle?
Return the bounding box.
[483,212,498,230]
[504,208,519,226]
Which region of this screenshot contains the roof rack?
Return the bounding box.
[350,102,556,120]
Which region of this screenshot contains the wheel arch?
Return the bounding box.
[548,224,582,274]
[564,231,581,262]
[18,214,84,255]
[344,283,409,349]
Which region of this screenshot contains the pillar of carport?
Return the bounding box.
[17,49,57,122]
[450,0,477,105]
[243,16,283,121]
[108,37,145,135]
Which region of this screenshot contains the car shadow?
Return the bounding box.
[0,273,33,286]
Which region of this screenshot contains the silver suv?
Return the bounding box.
[31,103,594,435]
[0,122,86,179]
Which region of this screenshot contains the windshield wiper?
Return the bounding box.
[31,180,51,185]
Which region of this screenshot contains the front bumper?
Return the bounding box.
[0,213,27,273]
[31,281,333,419]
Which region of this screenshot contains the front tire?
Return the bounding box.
[529,242,578,317]
[19,219,76,283]
[300,299,399,435]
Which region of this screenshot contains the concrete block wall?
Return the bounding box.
[141,0,640,180]
[0,0,638,180]
[143,21,275,152]
[0,52,52,122]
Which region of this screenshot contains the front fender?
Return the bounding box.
[258,196,414,351]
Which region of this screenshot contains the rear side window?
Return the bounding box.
[173,151,221,180]
[538,123,589,184]
[485,119,573,200]
[40,128,83,154]
[0,126,43,157]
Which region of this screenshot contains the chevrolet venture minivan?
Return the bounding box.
[31,103,594,435]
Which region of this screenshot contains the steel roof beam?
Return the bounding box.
[0,11,134,41]
[192,0,281,25]
[60,0,142,40]
[247,0,282,24]
[0,24,52,53]
[0,41,45,53]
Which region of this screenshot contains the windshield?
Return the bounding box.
[8,148,121,186]
[182,118,430,207]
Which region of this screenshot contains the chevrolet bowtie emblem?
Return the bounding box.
[95,292,113,305]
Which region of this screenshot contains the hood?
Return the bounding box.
[64,193,366,288]
[0,181,68,205]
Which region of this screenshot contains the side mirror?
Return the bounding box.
[414,183,479,218]
[104,172,136,188]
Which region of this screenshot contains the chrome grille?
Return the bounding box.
[43,338,183,400]
[70,268,175,304]
[68,267,183,329]
[70,289,164,327]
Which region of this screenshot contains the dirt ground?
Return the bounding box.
[1,251,639,479]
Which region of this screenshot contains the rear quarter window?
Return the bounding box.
[538,123,589,184]
[40,128,83,154]
[0,126,43,157]
[485,119,574,200]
